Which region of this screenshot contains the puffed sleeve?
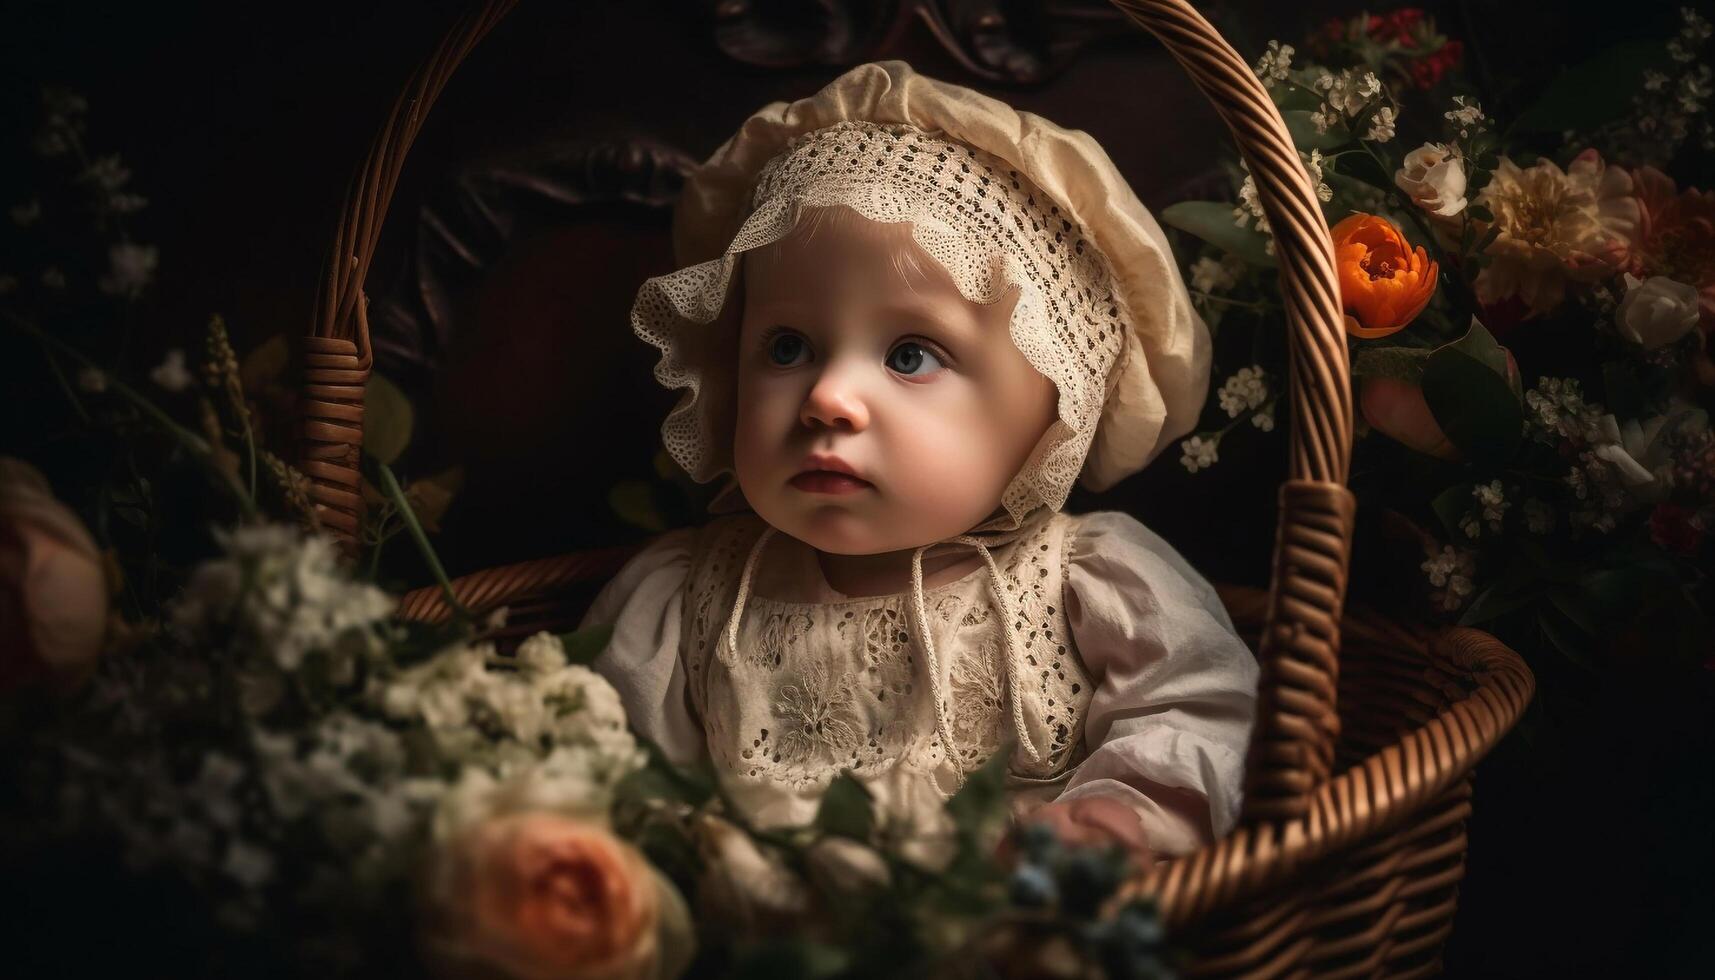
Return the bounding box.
[580,527,706,767]
[1055,510,1260,857]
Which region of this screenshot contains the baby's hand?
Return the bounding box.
[1007,797,1154,868]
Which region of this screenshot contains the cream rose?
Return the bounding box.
[1,457,109,690]
[1616,273,1701,349]
[1394,142,1468,219]
[424,811,692,980]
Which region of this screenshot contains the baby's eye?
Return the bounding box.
[766,331,810,367]
[886,341,945,377]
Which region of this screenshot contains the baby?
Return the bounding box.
[585,62,1258,863]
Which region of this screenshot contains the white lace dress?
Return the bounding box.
[582,509,1258,857]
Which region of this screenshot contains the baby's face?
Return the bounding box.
[734,208,1058,556]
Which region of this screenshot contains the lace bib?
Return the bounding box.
[679,512,1093,824]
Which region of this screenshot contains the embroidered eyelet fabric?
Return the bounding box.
[631,121,1131,532]
[679,509,1093,827]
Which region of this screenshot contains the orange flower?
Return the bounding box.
[1333,213,1439,338]
[426,812,684,980]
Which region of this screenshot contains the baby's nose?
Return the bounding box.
[799,367,870,431]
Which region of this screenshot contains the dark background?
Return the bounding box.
[2,0,1711,975]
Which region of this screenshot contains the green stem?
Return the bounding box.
[4,311,259,519]
[374,460,472,623]
[37,339,91,424]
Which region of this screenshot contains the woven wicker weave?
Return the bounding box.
[300,1,1534,974]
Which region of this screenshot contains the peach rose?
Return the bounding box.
[1359,377,1458,459]
[1,457,109,691]
[425,812,690,980]
[1333,213,1440,339]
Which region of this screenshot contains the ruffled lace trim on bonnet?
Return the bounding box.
[631,121,1131,535]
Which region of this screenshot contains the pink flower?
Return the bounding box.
[1,458,109,691]
[423,812,690,980]
[1628,165,1715,327]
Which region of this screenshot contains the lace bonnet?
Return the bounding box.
[632,60,1211,529]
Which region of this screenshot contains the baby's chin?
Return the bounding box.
[765,502,972,556]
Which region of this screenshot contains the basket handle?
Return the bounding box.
[302,0,1353,822]
[301,0,518,544]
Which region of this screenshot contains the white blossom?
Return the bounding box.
[149,348,193,392]
[170,524,395,672]
[1644,69,1670,92]
[82,155,131,192]
[1189,255,1240,294]
[1218,366,1269,417]
[1179,435,1219,473]
[1421,545,1477,611]
[1395,142,1468,218]
[1305,149,1334,203]
[98,242,158,298]
[1444,95,1486,137]
[1365,105,1399,143]
[1251,404,1276,432]
[1474,480,1510,531]
[1253,40,1294,88]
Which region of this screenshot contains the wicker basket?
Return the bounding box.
[298,1,1535,974]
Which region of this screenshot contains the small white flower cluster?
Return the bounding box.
[98,241,159,298]
[1461,480,1510,538]
[171,523,396,674]
[1524,377,1608,446]
[1444,95,1486,139]
[1180,434,1220,473]
[1253,40,1294,88]
[1218,366,1269,418]
[80,154,148,215]
[1189,254,1241,295]
[1421,545,1477,612]
[1309,68,1392,138]
[1635,9,1714,153]
[1251,403,1277,432]
[150,348,193,392]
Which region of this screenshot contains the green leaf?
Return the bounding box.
[363,372,414,465]
[1351,347,1432,383]
[1458,582,1539,626]
[944,749,1012,839]
[816,771,876,840]
[1430,483,1474,541]
[1283,109,1348,151]
[1513,41,1667,133]
[608,479,667,533]
[1160,201,1278,269]
[1421,318,1523,467]
[558,623,614,666]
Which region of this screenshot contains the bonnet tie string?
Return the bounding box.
[718,524,778,667]
[908,528,1048,789]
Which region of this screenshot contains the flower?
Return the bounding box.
[425,811,690,980]
[693,813,809,934]
[1179,435,1219,473]
[170,524,394,672]
[150,348,193,392]
[1360,376,1457,459]
[1444,95,1485,136]
[1188,255,1240,295]
[98,242,158,298]
[0,458,109,690]
[1217,366,1268,417]
[1252,40,1294,88]
[1617,273,1701,348]
[1394,142,1468,218]
[1333,213,1439,338]
[1473,480,1510,532]
[1627,166,1715,326]
[1366,105,1399,142]
[1420,545,1477,612]
[1469,150,1639,316]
